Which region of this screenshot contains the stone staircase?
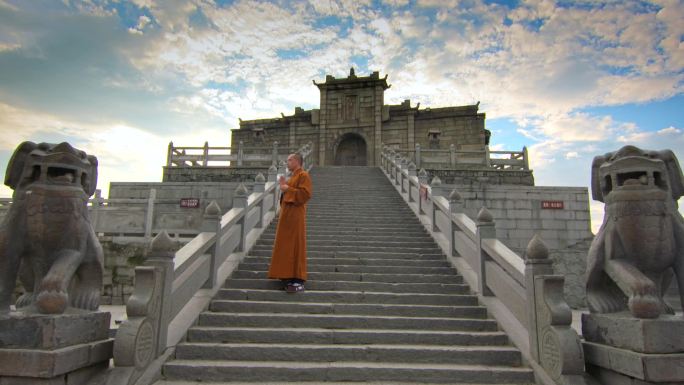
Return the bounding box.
[156,166,534,384]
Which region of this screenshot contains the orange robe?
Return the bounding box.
[268,168,312,281]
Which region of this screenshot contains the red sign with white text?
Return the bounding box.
[541,200,564,209]
[180,198,200,208]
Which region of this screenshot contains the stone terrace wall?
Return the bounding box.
[447,183,594,308]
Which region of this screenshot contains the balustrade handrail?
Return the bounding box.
[107,141,315,384]
[383,142,528,170]
[166,140,313,167]
[379,147,588,385]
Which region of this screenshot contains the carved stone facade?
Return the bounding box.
[231,69,487,167]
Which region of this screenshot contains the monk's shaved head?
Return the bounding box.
[290,153,303,165]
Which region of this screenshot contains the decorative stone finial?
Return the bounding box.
[449,189,462,203]
[204,200,221,216]
[477,207,493,223]
[408,162,416,171]
[525,233,549,260]
[235,183,249,197]
[149,230,175,252]
[430,176,442,186]
[269,164,277,173]
[255,173,265,183]
[418,168,428,178]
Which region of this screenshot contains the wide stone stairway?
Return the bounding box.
[158,167,534,384]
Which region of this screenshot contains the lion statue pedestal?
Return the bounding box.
[0,142,112,385]
[582,145,684,384]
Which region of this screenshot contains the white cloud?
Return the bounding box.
[0,42,20,52]
[0,102,227,198]
[565,151,579,159]
[658,126,682,135]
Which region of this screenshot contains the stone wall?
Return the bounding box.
[447,183,593,308]
[100,240,148,305]
[163,166,270,182]
[427,168,534,186]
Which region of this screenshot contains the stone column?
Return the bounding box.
[233,183,249,251]
[476,207,495,296]
[318,86,327,166]
[374,84,383,166]
[430,176,443,233]
[407,112,415,153]
[201,201,222,289]
[144,188,156,239]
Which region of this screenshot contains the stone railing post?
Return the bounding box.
[400,157,408,193]
[523,146,529,170]
[430,176,442,233]
[90,189,103,229]
[524,234,588,384]
[524,234,555,361]
[202,141,209,166]
[418,168,428,215]
[267,164,277,183]
[448,188,463,257]
[407,162,417,202]
[450,144,457,168]
[143,231,175,356]
[253,173,265,229]
[237,141,244,166]
[394,154,402,185]
[166,141,173,167]
[485,145,492,167]
[415,143,422,169]
[144,188,156,239]
[476,207,495,296]
[201,201,221,288]
[277,160,286,176]
[233,183,249,251]
[272,141,279,166]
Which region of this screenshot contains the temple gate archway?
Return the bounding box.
[334,133,368,166]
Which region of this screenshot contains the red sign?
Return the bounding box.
[180,198,200,208]
[541,200,564,209]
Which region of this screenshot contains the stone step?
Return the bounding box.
[231,271,462,284]
[250,245,443,254]
[162,360,534,383]
[259,227,428,235]
[187,326,510,346]
[248,249,445,260]
[223,279,470,294]
[237,263,455,275]
[157,382,533,385]
[255,239,437,248]
[174,343,522,366]
[197,312,499,332]
[209,300,486,318]
[215,289,477,306]
[242,256,450,267]
[256,234,433,242]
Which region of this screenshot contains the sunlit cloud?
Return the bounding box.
[0,0,682,234]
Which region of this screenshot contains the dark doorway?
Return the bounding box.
[334,134,367,166]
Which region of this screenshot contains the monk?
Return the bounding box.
[268,152,312,293]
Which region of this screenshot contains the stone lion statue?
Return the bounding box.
[587,145,684,318]
[0,141,103,315]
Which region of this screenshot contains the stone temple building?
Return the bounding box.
[231,68,490,168]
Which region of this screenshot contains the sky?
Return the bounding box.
[0,0,682,233]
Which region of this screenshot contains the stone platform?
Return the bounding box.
[582,313,684,384]
[0,311,112,385]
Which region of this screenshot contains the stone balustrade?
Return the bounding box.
[381,147,594,385]
[386,142,529,170]
[166,140,313,168]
